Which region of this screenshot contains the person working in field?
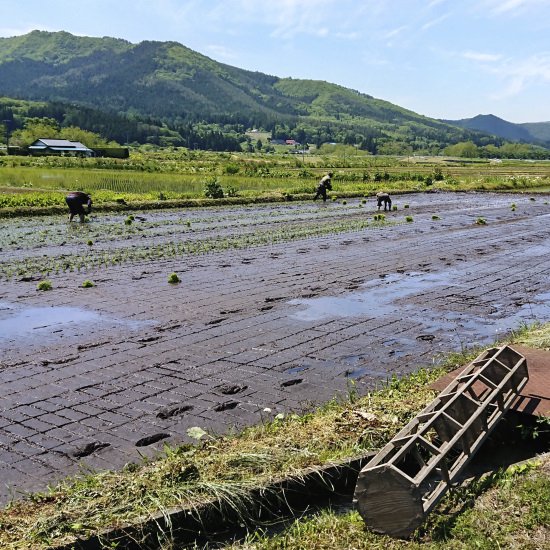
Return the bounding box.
[65,191,92,222]
[376,191,392,211]
[313,172,333,202]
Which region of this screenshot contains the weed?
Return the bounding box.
[168,272,181,284]
[432,215,440,220]
[392,205,397,211]
[82,280,94,288]
[404,204,410,208]
[36,279,52,291]
[87,240,93,246]
[475,217,487,225]
[405,216,414,222]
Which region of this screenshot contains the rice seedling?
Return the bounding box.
[36,279,52,291]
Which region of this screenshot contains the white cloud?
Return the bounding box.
[384,26,408,39]
[421,13,451,30]
[482,0,547,15]
[489,53,550,98]
[462,51,502,62]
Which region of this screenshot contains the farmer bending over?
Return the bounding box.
[314,172,333,202]
[66,191,92,222]
[376,192,392,211]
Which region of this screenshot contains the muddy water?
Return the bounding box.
[0,300,154,343]
[288,271,550,347]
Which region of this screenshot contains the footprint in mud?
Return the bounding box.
[280,378,303,388]
[213,401,239,412]
[136,335,161,343]
[156,404,194,419]
[216,384,248,395]
[135,433,171,447]
[416,334,435,342]
[206,318,225,326]
[265,296,286,303]
[319,244,330,249]
[72,441,110,458]
[340,240,354,246]
[270,253,282,258]
[297,248,310,254]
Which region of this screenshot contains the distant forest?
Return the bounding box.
[1,31,550,158]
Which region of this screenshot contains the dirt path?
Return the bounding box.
[1,192,550,502]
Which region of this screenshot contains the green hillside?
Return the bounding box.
[0,30,548,156]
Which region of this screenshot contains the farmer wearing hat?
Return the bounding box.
[314,172,333,202]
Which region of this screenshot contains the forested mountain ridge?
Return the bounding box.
[0,30,548,156]
[444,114,550,147]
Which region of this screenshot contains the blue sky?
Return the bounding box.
[1,0,549,123]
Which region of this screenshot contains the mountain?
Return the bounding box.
[444,114,550,146]
[0,30,546,154]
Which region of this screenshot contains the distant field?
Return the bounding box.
[0,152,549,210]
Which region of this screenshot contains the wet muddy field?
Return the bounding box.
[1,191,550,502]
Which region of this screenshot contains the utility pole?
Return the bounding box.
[2,120,11,153]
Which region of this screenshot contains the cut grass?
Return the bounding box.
[0,325,548,549]
[227,456,549,549]
[0,369,444,549]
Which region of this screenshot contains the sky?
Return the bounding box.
[1,0,549,123]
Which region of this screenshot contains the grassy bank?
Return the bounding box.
[0,324,548,549]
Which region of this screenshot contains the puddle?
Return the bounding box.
[0,301,153,342]
[288,272,452,321]
[287,273,550,349]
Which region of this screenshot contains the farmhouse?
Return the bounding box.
[28,138,94,157]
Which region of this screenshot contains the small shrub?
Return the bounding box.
[226,186,238,197]
[124,215,134,225]
[342,200,347,205]
[203,178,224,199]
[432,215,440,220]
[168,272,181,284]
[511,203,516,208]
[186,220,191,227]
[374,214,386,221]
[224,163,240,175]
[404,204,410,209]
[87,240,93,246]
[82,280,95,288]
[392,205,397,211]
[361,199,367,204]
[37,280,52,291]
[475,217,487,225]
[405,216,414,222]
[529,197,536,201]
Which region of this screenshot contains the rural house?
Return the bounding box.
[28,138,94,157]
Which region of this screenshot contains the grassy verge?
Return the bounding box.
[227,457,549,549]
[0,326,548,549]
